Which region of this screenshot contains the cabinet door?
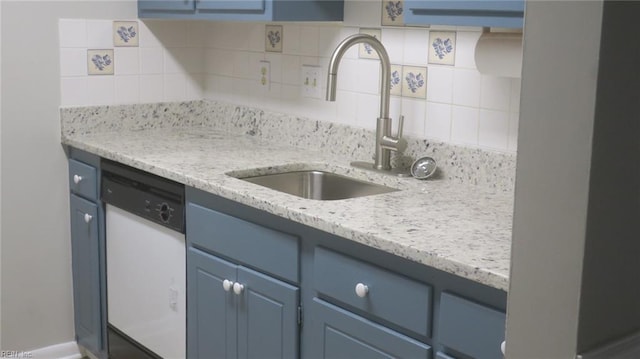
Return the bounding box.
[70,195,102,355]
[309,298,432,359]
[237,266,299,359]
[187,247,238,359]
[138,0,195,12]
[404,0,524,28]
[197,0,265,12]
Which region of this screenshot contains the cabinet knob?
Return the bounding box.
[355,283,369,298]
[84,213,93,223]
[501,340,506,355]
[73,174,83,184]
[222,279,234,292]
[233,282,244,295]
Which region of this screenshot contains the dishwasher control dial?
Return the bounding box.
[157,202,173,223]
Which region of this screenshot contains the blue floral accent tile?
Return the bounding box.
[382,0,404,26]
[401,65,427,98]
[113,21,138,47]
[390,64,403,96]
[359,28,382,60]
[265,25,283,53]
[428,31,456,65]
[87,49,114,75]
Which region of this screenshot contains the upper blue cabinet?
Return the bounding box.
[138,0,344,21]
[404,0,524,28]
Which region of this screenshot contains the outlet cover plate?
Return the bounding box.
[301,64,322,99]
[259,60,270,90]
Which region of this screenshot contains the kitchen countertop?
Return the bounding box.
[61,101,514,291]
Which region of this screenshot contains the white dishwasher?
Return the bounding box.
[101,160,185,359]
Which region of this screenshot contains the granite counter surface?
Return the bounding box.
[61,101,514,291]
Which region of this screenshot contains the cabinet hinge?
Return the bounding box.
[297,305,303,326]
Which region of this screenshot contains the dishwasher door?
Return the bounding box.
[106,204,186,359]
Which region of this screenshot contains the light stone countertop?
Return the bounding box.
[63,129,513,291]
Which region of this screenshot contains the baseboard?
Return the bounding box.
[29,341,83,359]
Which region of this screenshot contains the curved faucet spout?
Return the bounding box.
[326,34,391,120]
[326,34,406,173]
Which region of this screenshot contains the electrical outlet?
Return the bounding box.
[169,287,178,311]
[259,60,270,89]
[301,64,322,99]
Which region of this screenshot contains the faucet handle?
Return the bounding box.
[396,115,404,138]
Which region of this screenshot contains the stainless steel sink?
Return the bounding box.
[237,170,399,200]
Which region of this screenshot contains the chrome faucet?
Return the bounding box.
[326,34,408,176]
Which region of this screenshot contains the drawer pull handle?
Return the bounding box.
[233,282,245,295]
[73,175,83,184]
[501,340,506,355]
[222,279,234,292]
[84,213,93,223]
[355,283,369,298]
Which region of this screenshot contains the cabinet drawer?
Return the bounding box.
[310,298,432,359]
[314,247,432,337]
[69,159,98,201]
[438,292,505,359]
[187,203,299,283]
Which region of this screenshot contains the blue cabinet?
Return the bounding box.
[67,150,107,359]
[138,0,344,21]
[186,202,300,359]
[437,292,506,359]
[404,0,525,28]
[309,298,432,358]
[185,187,507,359]
[70,195,102,354]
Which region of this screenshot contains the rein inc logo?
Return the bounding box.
[1,351,33,358]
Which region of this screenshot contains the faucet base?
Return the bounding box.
[350,161,412,177]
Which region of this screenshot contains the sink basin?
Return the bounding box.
[237,170,399,200]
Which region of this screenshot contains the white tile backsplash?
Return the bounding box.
[139,47,164,74]
[139,74,164,103]
[114,48,139,75]
[451,105,479,146]
[452,68,481,107]
[60,77,88,106]
[426,66,453,103]
[300,26,320,57]
[425,101,452,141]
[356,60,381,95]
[138,21,162,48]
[356,93,380,130]
[381,28,405,65]
[59,19,87,48]
[480,75,511,111]
[60,48,87,77]
[59,11,520,153]
[87,76,114,105]
[114,75,140,104]
[283,25,301,55]
[479,109,509,150]
[86,20,113,48]
[454,31,481,69]
[401,98,426,137]
[164,74,187,101]
[403,28,429,66]
[336,90,358,125]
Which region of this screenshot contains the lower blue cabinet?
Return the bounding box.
[438,292,506,359]
[187,246,299,359]
[70,194,103,356]
[308,298,432,358]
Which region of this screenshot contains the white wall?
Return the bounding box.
[1,1,136,351]
[506,1,603,357]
